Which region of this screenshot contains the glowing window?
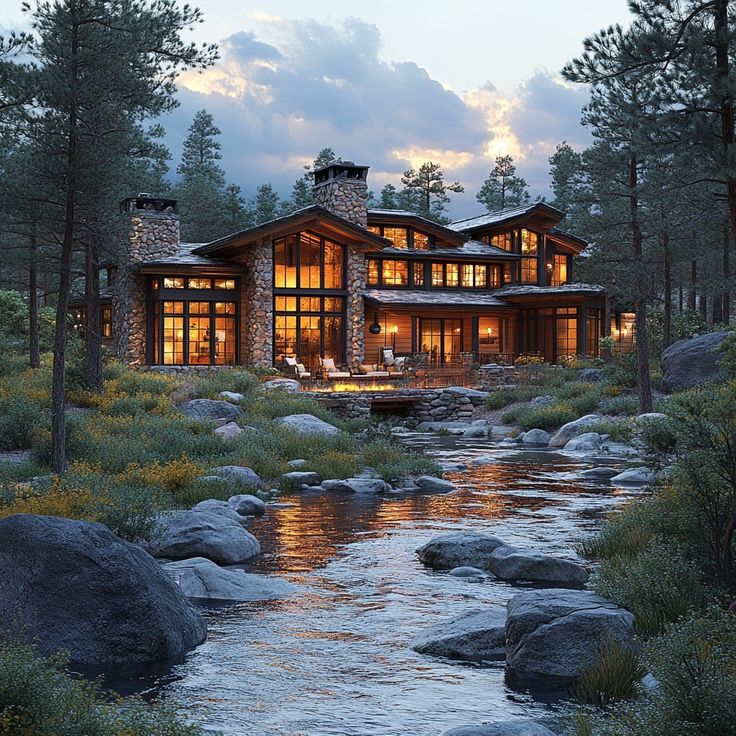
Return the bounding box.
[382,260,409,286]
[188,278,211,289]
[413,231,429,250]
[163,277,185,289]
[214,279,236,290]
[367,259,379,286]
[383,227,408,249]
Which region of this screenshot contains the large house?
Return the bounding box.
[80,161,614,372]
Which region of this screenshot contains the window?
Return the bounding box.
[367,259,379,286]
[430,262,493,288]
[274,232,344,289]
[432,263,443,287]
[520,228,540,285]
[413,231,429,250]
[416,318,463,364]
[381,260,409,286]
[489,265,502,288]
[487,232,513,251]
[520,229,539,255]
[586,308,601,356]
[461,264,474,288]
[460,263,488,288]
[150,279,239,366]
[367,225,381,235]
[412,262,425,287]
[555,307,578,359]
[551,254,568,286]
[445,263,459,287]
[477,316,505,359]
[101,307,112,338]
[274,295,345,372]
[383,227,408,249]
[521,258,538,284]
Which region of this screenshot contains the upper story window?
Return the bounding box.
[551,254,569,286]
[369,224,434,250]
[430,262,503,289]
[485,232,513,251]
[274,232,345,290]
[155,277,237,291]
[520,229,539,255]
[520,228,540,285]
[367,257,410,287]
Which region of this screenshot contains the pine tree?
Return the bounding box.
[378,184,399,209]
[399,162,464,222]
[289,147,341,210]
[548,143,583,215]
[252,183,282,224]
[476,155,530,211]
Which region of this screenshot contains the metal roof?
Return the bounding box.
[448,202,565,232]
[135,242,237,269]
[377,240,519,259]
[363,289,511,308]
[496,283,605,297]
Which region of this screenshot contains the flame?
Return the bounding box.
[310,382,399,393]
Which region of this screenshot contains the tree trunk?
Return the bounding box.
[84,231,103,391]
[28,230,40,369]
[661,229,672,349]
[51,5,79,475]
[630,152,652,413]
[603,288,613,362]
[700,284,709,323]
[724,222,731,324]
[714,0,736,262]
[689,258,697,312]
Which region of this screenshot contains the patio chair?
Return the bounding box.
[284,356,312,380]
[319,357,351,379]
[353,362,391,379]
[381,347,407,374]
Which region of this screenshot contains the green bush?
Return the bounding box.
[173,476,234,507]
[574,637,644,707]
[484,386,539,410]
[196,369,260,400]
[595,540,709,636]
[94,482,165,542]
[0,395,48,450]
[0,640,204,735]
[359,438,441,482]
[586,418,634,443]
[502,401,578,431]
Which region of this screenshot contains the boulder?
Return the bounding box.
[287,458,308,468]
[579,368,604,382]
[218,391,245,403]
[213,421,243,442]
[444,721,557,736]
[506,589,635,682]
[191,499,245,523]
[487,546,588,587]
[0,514,206,667]
[415,476,456,493]
[442,462,469,472]
[563,432,602,453]
[549,414,602,448]
[521,428,551,446]
[634,412,668,424]
[580,466,621,479]
[448,566,488,577]
[227,494,266,516]
[610,467,655,484]
[262,378,301,393]
[179,399,244,422]
[417,531,506,570]
[163,557,295,602]
[661,331,728,393]
[274,413,340,436]
[463,420,490,438]
[412,608,506,660]
[471,456,494,466]
[417,420,474,434]
[145,511,260,565]
[281,470,321,487]
[322,478,389,493]
[209,465,264,490]
[445,386,490,400]
[529,395,555,407]
[490,425,518,440]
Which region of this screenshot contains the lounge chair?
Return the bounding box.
[319,357,351,379]
[284,356,312,379]
[353,362,391,379]
[381,347,407,374]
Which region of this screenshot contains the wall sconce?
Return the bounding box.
[392,324,398,349]
[369,310,382,334]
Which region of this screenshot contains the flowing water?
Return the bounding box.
[140,435,643,736]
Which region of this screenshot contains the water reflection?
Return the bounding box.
[156,434,641,736]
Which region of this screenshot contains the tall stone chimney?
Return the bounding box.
[313,162,369,228]
[114,194,180,364]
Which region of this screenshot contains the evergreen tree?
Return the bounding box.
[399,162,464,222]
[289,147,341,210]
[548,143,583,215]
[476,155,530,211]
[378,183,399,209]
[252,183,282,224]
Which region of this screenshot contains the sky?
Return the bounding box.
[2,0,634,218]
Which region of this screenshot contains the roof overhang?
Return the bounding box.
[367,209,469,248]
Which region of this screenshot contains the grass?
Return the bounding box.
[574,638,644,708]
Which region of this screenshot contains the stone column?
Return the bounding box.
[242,241,274,367]
[345,250,366,368]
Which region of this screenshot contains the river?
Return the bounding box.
[143,433,642,736]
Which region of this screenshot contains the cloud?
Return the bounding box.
[165,17,591,217]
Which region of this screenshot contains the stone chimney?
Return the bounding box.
[313,161,369,228]
[113,194,180,365]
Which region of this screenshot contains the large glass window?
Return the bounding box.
[274,232,344,289]
[551,254,568,286]
[412,262,425,287]
[382,260,409,286]
[274,296,345,372]
[430,262,498,288]
[368,224,433,250]
[486,232,513,251]
[520,228,540,285]
[150,278,238,365]
[477,316,507,361]
[383,227,408,249]
[366,258,414,287]
[367,259,379,286]
[585,308,601,357]
[416,318,463,364]
[555,307,578,358]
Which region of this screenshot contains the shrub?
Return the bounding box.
[595,540,709,636]
[310,449,357,481]
[174,477,234,508]
[574,637,644,707]
[585,418,634,443]
[502,402,578,431]
[94,483,164,542]
[0,640,204,735]
[196,369,259,400]
[484,385,539,410]
[0,395,47,450]
[359,438,441,482]
[598,394,640,416]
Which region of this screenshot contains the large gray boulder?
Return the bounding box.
[661,331,728,393]
[444,721,557,736]
[322,477,389,493]
[218,391,245,403]
[163,557,296,602]
[209,465,264,490]
[521,429,551,446]
[563,432,602,453]
[281,470,321,487]
[487,546,588,587]
[0,514,206,667]
[415,475,456,493]
[506,589,635,682]
[191,499,245,523]
[610,467,655,484]
[179,399,244,422]
[417,531,506,570]
[145,511,260,565]
[262,378,301,393]
[227,493,266,516]
[274,413,340,435]
[580,466,621,479]
[213,422,244,442]
[412,608,506,660]
[549,414,602,448]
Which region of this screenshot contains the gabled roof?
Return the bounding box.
[193,204,390,256]
[547,227,589,249]
[367,208,468,246]
[377,239,519,260]
[448,202,565,233]
[136,242,238,271]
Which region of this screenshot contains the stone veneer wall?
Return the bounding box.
[114,211,180,365]
[313,177,368,368]
[240,242,273,366]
